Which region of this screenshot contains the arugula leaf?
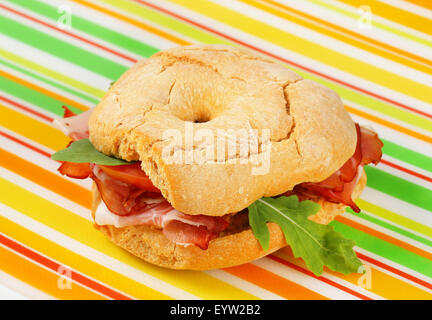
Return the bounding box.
[248,195,363,276]
[51,139,131,166]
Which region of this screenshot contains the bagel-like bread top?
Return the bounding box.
[89,44,356,216]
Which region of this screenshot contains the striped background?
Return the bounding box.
[0,0,431,300]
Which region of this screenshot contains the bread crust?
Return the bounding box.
[89,44,357,216]
[92,170,366,270]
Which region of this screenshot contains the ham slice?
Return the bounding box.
[58,163,230,249]
[296,124,383,212]
[53,106,91,141]
[95,198,229,249]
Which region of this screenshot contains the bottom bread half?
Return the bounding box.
[92,170,366,270]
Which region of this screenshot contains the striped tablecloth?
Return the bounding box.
[0,0,431,300]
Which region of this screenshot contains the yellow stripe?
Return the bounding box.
[0,242,107,300]
[0,215,171,299]
[0,177,258,299]
[0,69,89,111]
[168,0,432,105]
[274,250,432,300]
[0,48,105,99]
[240,0,432,75]
[337,0,432,37]
[357,199,432,240]
[0,103,69,151]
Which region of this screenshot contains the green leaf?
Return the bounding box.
[248,195,363,276]
[51,139,131,166]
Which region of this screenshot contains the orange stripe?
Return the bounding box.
[243,0,432,74]
[261,0,432,68]
[344,105,432,144]
[0,244,106,300]
[275,248,432,300]
[72,0,189,45]
[0,69,89,111]
[338,0,432,36]
[336,216,432,262]
[0,148,92,209]
[224,263,328,300]
[404,0,432,10]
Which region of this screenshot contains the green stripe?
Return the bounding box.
[7,0,159,59]
[365,166,432,212]
[357,199,432,240]
[0,57,98,104]
[308,0,432,48]
[346,209,432,248]
[0,14,127,80]
[0,48,105,99]
[331,220,432,278]
[382,139,432,173]
[100,0,232,46]
[314,81,432,134]
[0,76,80,116]
[100,0,432,133]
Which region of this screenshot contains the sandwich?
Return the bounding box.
[52,44,383,275]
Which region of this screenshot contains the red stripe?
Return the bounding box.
[268,255,373,300]
[133,0,432,120]
[0,3,137,64]
[0,131,51,158]
[0,233,131,300]
[0,95,54,122]
[381,159,432,183]
[356,252,432,291]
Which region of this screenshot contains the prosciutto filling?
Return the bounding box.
[295,124,383,212]
[55,107,383,249]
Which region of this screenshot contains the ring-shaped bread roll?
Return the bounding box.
[89,45,356,216]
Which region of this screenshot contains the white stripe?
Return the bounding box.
[378,0,432,19]
[0,34,110,92]
[0,269,54,300]
[37,0,177,51]
[357,208,432,247]
[355,247,432,292]
[213,0,432,86]
[0,132,93,191]
[376,161,432,190]
[316,0,432,43]
[155,0,432,113]
[0,2,134,67]
[89,0,202,45]
[0,202,199,300]
[270,254,384,300]
[348,113,432,157]
[383,154,432,182]
[343,211,432,253]
[0,93,55,125]
[3,0,143,63]
[0,58,95,108]
[206,269,285,300]
[360,187,432,229]
[0,241,117,300]
[0,166,92,221]
[344,99,432,140]
[253,258,363,299]
[276,0,432,59]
